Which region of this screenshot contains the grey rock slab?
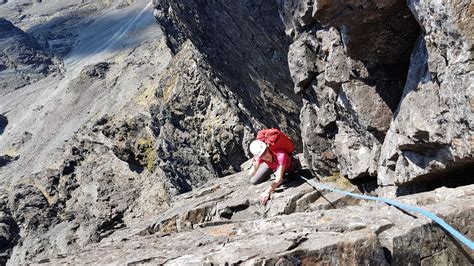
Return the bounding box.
[334,121,380,179]
[42,184,474,264]
[107,171,321,240]
[378,186,474,265]
[308,190,362,211]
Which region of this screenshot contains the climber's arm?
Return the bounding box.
[259,165,284,205]
[248,157,261,177]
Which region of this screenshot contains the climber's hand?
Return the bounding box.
[259,190,271,205]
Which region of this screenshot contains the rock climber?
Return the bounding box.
[248,129,300,205]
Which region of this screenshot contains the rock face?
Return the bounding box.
[281,0,419,179]
[146,0,305,190]
[0,18,57,94]
[280,0,473,189]
[150,41,248,191]
[377,0,474,188]
[38,174,474,265]
[153,0,302,144]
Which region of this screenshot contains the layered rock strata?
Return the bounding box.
[39,173,474,265]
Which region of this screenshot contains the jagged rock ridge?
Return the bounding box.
[153,0,302,144]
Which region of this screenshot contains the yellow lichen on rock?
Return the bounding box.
[161,73,178,103]
[6,147,18,157]
[135,85,157,106]
[35,185,57,206]
[23,179,57,206]
[323,172,354,190]
[137,136,157,172]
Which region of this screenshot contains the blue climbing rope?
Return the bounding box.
[298,175,474,250]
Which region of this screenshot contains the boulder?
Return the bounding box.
[0,18,57,94]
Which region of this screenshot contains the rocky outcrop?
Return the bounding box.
[281,0,419,179]
[0,190,19,265]
[0,18,57,94]
[280,0,473,190]
[6,117,172,264]
[377,0,474,189]
[149,41,250,191]
[153,0,302,145]
[38,172,474,264]
[0,154,18,168]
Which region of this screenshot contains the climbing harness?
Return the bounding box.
[298,174,474,250]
